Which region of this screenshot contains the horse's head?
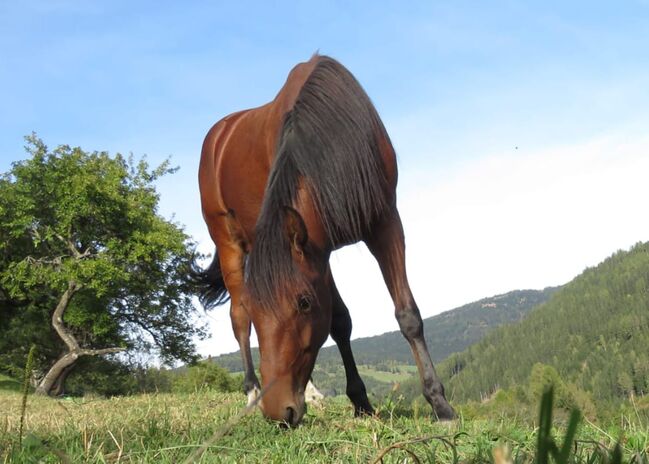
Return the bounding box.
[244,207,332,426]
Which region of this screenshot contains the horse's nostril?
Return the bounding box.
[285,406,295,424]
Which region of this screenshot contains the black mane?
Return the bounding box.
[246,55,394,306]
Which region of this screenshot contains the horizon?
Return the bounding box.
[205,285,565,359]
[1,1,648,358]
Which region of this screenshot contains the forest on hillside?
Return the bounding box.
[438,242,649,412]
[211,287,558,373]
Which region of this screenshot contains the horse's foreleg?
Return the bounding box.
[329,277,374,416]
[366,210,455,420]
[219,245,261,406]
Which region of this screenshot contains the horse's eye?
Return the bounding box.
[297,295,312,313]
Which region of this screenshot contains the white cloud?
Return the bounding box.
[195,132,649,357]
[395,133,649,316]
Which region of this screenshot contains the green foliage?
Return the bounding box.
[171,361,242,394]
[0,373,21,392]
[439,242,649,414]
[133,366,175,393]
[0,135,206,391]
[19,345,36,446]
[536,386,582,464]
[63,357,139,397]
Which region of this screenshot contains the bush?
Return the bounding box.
[172,361,242,394]
[134,367,174,393]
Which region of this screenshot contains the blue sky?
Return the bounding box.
[2,1,647,166]
[2,1,648,356]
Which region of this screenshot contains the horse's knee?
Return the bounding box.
[230,303,250,339]
[395,305,423,341]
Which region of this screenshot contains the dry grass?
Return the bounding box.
[1,389,646,463]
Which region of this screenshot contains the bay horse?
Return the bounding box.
[195,54,455,426]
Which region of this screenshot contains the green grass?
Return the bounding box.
[1,389,647,463]
[357,365,418,383]
[0,374,21,393]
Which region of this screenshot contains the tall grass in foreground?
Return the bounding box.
[1,386,647,463]
[18,346,36,447]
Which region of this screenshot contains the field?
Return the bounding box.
[0,375,20,393]
[2,389,647,463]
[356,365,419,384]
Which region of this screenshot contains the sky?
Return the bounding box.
[1,1,648,359]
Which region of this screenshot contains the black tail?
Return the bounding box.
[190,250,230,309]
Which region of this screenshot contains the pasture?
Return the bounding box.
[2,388,647,463]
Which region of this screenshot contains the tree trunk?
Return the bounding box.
[48,361,75,397]
[35,352,79,395]
[35,280,125,396]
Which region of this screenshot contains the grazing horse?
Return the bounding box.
[195,54,455,426]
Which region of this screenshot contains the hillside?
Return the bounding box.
[210,287,558,372]
[316,287,559,367]
[440,242,649,405]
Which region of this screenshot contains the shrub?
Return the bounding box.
[172,361,242,394]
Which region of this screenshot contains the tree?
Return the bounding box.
[171,361,242,394]
[0,135,207,395]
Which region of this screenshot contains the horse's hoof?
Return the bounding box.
[354,404,375,417]
[434,402,456,421]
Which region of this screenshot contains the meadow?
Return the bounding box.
[2,386,647,463]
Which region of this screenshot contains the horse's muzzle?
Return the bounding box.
[282,402,306,427]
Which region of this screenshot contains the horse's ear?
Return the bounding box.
[283,206,308,254]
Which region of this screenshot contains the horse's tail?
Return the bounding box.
[190,249,230,310]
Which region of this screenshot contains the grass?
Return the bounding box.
[0,374,21,393]
[357,365,418,384]
[1,388,647,463]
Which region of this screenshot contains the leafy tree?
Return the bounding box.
[0,135,207,395]
[528,363,565,404]
[172,361,242,394]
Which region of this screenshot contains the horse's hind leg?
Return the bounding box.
[366,209,455,420]
[329,276,374,416]
[230,301,261,405]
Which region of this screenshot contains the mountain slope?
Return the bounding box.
[440,242,649,404]
[315,288,559,367]
[211,287,558,372]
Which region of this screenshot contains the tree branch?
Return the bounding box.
[79,347,126,356]
[51,280,82,352]
[23,255,67,266]
[36,345,125,396]
[53,232,95,260]
[116,311,164,346]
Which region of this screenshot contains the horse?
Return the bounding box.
[194,54,455,426]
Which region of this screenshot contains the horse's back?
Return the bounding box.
[198,56,323,240]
